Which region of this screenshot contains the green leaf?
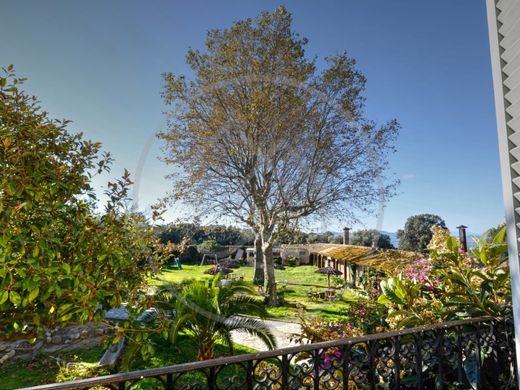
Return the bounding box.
[0,290,8,304]
[28,287,39,303]
[9,291,21,305]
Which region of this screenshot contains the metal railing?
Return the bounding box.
[21,316,517,389]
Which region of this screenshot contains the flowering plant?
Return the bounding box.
[430,226,511,319]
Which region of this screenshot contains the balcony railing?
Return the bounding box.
[22,316,517,389]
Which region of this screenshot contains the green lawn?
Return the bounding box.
[2,265,353,388]
[152,264,353,320]
[0,335,255,390]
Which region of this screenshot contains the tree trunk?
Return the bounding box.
[253,231,264,285]
[262,237,278,306]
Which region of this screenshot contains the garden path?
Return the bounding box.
[230,318,302,351]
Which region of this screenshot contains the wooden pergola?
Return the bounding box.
[286,243,418,286]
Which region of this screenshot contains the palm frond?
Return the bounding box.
[170,312,195,343]
[224,295,268,318]
[223,316,277,350]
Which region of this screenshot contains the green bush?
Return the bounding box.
[179,246,202,264]
[197,239,221,254]
[0,67,167,339]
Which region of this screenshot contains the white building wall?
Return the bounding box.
[487,0,520,379]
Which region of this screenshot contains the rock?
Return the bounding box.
[95,328,104,336]
[99,337,125,367]
[80,330,89,339]
[0,350,15,365]
[51,335,62,344]
[104,307,129,321]
[46,337,51,343]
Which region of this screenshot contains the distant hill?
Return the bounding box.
[380,230,481,249]
[326,229,481,249]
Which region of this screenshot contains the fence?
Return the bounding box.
[22,316,517,389]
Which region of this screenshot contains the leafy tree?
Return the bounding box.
[156,223,253,246]
[327,234,343,244]
[160,7,399,304]
[179,246,202,264]
[397,214,446,252]
[350,229,394,249]
[0,66,166,339]
[197,239,221,254]
[159,276,276,360]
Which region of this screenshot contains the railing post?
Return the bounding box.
[393,336,400,390]
[282,354,289,388]
[165,373,173,390]
[475,323,482,390]
[342,344,351,388]
[313,349,320,389]
[436,328,445,390]
[415,333,423,389]
[368,340,376,390]
[456,326,464,389]
[247,360,254,390]
[208,366,216,390]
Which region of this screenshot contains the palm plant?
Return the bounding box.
[157,276,277,360]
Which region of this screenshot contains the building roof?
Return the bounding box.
[283,243,419,273]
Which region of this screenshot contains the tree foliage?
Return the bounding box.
[0,66,166,339]
[197,239,221,254]
[350,229,394,249]
[160,7,399,304]
[397,214,446,252]
[156,223,253,246]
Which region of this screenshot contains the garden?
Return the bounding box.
[0,5,515,389]
[1,224,512,388]
[153,264,353,320]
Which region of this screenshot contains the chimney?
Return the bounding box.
[457,225,468,253]
[343,227,351,245]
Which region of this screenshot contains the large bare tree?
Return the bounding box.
[160,7,399,304]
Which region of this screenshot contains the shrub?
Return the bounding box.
[179,246,202,264]
[197,239,221,254]
[0,67,167,339]
[377,226,511,328]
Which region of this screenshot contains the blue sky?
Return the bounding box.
[1,0,502,233]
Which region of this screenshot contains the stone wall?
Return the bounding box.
[0,323,110,365]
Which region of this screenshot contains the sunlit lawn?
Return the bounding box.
[2,266,353,388]
[152,264,353,320]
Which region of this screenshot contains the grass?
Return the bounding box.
[2,265,354,388]
[0,334,255,389]
[0,345,107,389]
[152,264,354,320]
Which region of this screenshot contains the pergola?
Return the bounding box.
[287,243,418,286]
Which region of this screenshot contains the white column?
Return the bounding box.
[486,0,520,381]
